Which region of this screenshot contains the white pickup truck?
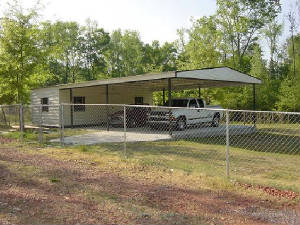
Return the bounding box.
[147,98,223,130]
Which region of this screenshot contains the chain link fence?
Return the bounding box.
[0,104,299,192]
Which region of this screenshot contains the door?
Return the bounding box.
[187,99,200,125]
[197,99,212,122]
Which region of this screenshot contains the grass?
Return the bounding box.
[0,116,299,224]
[0,133,299,224]
[1,122,299,192]
[1,127,92,145]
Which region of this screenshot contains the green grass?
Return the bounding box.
[1,122,300,193]
[1,128,92,145]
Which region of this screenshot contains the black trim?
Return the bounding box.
[188,116,210,121]
[174,77,259,85]
[59,76,175,90]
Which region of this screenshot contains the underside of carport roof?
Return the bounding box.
[59,66,261,109]
[59,67,261,91]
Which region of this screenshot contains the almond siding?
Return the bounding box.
[31,88,60,126]
[60,86,153,127]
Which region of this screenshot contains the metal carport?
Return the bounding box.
[59,66,261,109]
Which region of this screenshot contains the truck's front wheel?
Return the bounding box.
[211,114,220,127]
[177,117,186,131]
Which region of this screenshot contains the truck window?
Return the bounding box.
[197,99,204,108]
[164,99,189,107]
[189,99,198,108]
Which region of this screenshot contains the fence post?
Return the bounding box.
[19,104,24,140]
[123,105,127,157]
[225,110,230,178]
[39,105,43,144]
[168,108,172,136]
[59,104,64,146]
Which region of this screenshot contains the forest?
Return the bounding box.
[0,0,299,112]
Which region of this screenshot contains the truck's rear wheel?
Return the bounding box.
[177,117,186,131]
[211,114,220,127]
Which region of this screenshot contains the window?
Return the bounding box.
[41,98,49,112]
[135,97,144,105]
[197,99,204,108]
[164,99,188,107]
[73,96,85,112]
[189,99,198,108]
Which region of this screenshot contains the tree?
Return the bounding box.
[142,40,176,72]
[287,9,297,77]
[177,16,221,70]
[262,19,282,78]
[250,45,279,110]
[41,21,81,84]
[105,29,144,77]
[0,1,45,104]
[216,0,281,69]
[79,19,110,80]
[276,35,300,112]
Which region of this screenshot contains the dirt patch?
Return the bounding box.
[0,136,13,144]
[239,183,299,200]
[0,145,299,225]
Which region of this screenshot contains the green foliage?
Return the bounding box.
[0,1,47,104]
[0,0,298,112]
[275,35,300,112]
[176,16,221,70]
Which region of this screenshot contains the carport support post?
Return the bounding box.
[168,78,172,135]
[59,104,64,146]
[70,89,73,128]
[162,88,166,105]
[39,105,43,144]
[19,104,24,138]
[106,84,109,131]
[253,84,256,127]
[198,87,201,98]
[168,78,172,106]
[123,105,127,158]
[225,110,230,178]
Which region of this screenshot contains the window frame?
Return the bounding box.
[197,99,205,108]
[134,97,144,105]
[73,96,86,112]
[41,97,49,112]
[188,99,198,108]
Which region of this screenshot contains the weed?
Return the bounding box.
[50,177,60,183]
[79,145,89,152]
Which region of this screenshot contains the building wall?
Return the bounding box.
[31,88,60,126]
[59,85,153,126]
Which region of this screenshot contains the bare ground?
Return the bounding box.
[0,141,299,225]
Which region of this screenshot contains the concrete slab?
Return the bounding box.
[50,125,256,145]
[172,125,256,139]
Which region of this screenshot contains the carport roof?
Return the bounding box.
[55,66,261,91]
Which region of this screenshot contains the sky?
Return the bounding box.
[40,0,217,44]
[0,0,298,47]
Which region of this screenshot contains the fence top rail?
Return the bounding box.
[1,103,300,115]
[0,104,22,107]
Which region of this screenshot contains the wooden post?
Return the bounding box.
[198,86,201,98]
